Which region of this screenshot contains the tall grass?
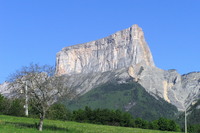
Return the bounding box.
[0,115,181,133]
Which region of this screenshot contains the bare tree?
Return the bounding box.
[9,63,74,131]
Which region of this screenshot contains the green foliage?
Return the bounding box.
[0,93,181,132]
[187,99,200,125]
[0,115,181,133]
[157,118,180,132]
[0,94,182,132]
[71,106,180,132]
[72,107,134,127]
[176,99,200,132]
[0,94,7,114]
[135,118,149,129]
[149,120,159,130]
[0,94,24,117]
[28,100,40,118]
[158,117,169,131]
[188,124,200,133]
[8,98,25,117]
[179,100,200,125]
[64,82,178,121]
[0,95,72,120]
[46,103,71,121]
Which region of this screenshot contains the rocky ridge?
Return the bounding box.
[1,25,200,111]
[56,25,154,76]
[55,24,200,111]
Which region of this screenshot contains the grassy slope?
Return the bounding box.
[65,82,178,121]
[0,115,181,133]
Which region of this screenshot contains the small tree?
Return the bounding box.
[9,63,74,131]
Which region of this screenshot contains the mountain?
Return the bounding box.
[187,99,200,125]
[177,98,200,126]
[0,24,200,120]
[56,24,154,76]
[63,79,178,121]
[56,24,200,111]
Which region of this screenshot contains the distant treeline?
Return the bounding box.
[72,106,180,132]
[0,94,200,133]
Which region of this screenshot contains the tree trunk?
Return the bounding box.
[38,112,45,131]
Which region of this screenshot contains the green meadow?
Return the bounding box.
[0,115,182,133]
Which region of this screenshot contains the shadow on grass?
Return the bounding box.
[5,121,69,131]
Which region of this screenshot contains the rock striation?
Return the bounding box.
[128,65,200,110]
[55,24,200,111]
[56,24,155,76]
[1,24,200,111]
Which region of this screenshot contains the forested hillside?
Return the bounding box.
[64,81,178,121]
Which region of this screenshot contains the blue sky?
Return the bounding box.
[0,0,200,83]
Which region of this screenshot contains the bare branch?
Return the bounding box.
[8,63,73,131]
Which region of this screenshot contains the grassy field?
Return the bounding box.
[0,115,181,133]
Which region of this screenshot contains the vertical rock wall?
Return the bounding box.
[56,25,155,76]
[55,24,200,111]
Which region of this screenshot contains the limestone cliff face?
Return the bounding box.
[2,25,199,112]
[56,25,155,76]
[59,64,200,111]
[127,64,200,110]
[55,24,200,111]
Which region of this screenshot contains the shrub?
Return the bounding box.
[8,98,25,117]
[47,103,71,121]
